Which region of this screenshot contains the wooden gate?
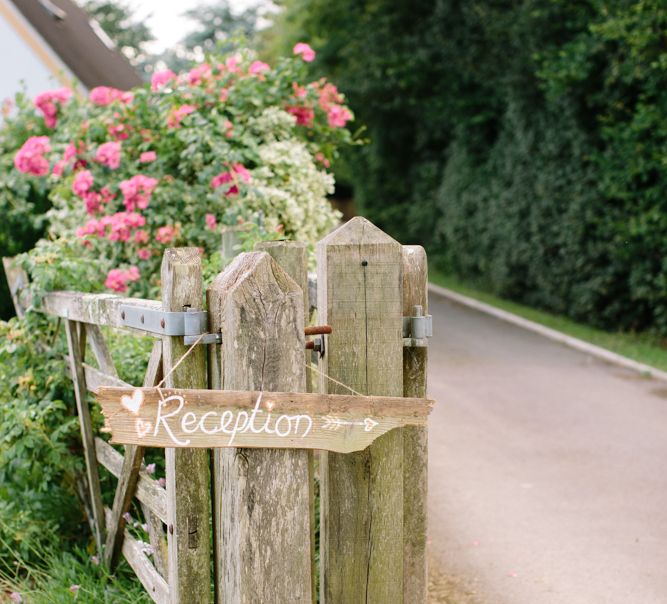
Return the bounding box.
[19,216,430,603]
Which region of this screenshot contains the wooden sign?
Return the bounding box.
[95,387,434,453]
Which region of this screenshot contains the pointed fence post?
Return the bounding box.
[317,216,404,602]
[161,248,211,604]
[208,251,312,603]
[402,245,429,602]
[255,240,317,603]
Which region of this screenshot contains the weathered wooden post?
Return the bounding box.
[402,245,429,602]
[255,240,317,603]
[317,216,404,602]
[161,248,211,604]
[208,251,312,602]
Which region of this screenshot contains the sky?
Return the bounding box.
[125,0,262,53]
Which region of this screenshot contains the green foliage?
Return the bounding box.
[268,0,667,335]
[0,312,81,569]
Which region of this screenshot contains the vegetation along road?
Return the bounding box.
[427,293,667,604]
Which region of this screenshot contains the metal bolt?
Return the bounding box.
[140,315,145,324]
[413,304,423,317]
[160,318,166,329]
[361,260,368,267]
[121,310,125,320]
[169,524,174,535]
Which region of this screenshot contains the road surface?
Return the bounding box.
[427,294,667,604]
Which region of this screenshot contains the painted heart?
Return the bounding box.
[135,418,152,439]
[364,418,379,432]
[121,389,144,415]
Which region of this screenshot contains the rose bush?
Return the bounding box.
[0,44,355,580]
[10,44,354,296]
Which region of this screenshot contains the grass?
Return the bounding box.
[429,270,667,373]
[0,544,152,603]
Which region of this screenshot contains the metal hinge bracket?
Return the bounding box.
[119,305,220,344]
[402,305,432,348]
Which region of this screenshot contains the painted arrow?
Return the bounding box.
[321,416,379,432]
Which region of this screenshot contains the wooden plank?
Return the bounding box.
[65,319,106,555]
[256,240,316,604]
[122,530,170,604]
[42,291,161,334]
[402,245,429,603]
[317,216,405,602]
[104,444,144,567]
[160,248,211,604]
[105,506,170,604]
[208,251,311,603]
[138,341,168,580]
[86,324,118,376]
[95,387,431,452]
[84,364,129,390]
[2,256,29,317]
[104,341,164,568]
[95,437,168,523]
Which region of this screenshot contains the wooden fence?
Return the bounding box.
[9,216,430,603]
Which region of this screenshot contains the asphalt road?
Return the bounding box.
[427,294,667,604]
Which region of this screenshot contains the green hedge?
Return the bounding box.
[270,0,667,334]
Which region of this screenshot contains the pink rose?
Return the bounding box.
[167,104,196,128]
[137,248,151,260]
[14,136,51,176]
[287,105,315,127]
[95,141,122,169]
[139,151,156,163]
[188,63,211,85]
[293,42,316,62]
[151,70,176,91]
[318,83,343,111]
[249,61,270,75]
[120,174,158,211]
[155,225,177,244]
[84,191,102,215]
[89,86,132,106]
[210,163,251,195]
[327,105,353,128]
[33,87,71,128]
[134,230,149,244]
[72,170,94,197]
[205,213,217,231]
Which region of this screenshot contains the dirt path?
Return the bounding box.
[427,294,667,604]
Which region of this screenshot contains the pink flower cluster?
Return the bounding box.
[293,43,316,62]
[14,136,51,176]
[287,105,315,127]
[155,225,177,244]
[89,86,133,106]
[95,141,122,169]
[167,104,196,128]
[249,61,270,76]
[327,105,353,128]
[119,174,158,211]
[205,213,217,230]
[72,169,94,197]
[210,163,251,195]
[33,88,71,128]
[188,63,212,86]
[105,266,140,292]
[76,211,146,242]
[151,70,176,92]
[140,151,156,163]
